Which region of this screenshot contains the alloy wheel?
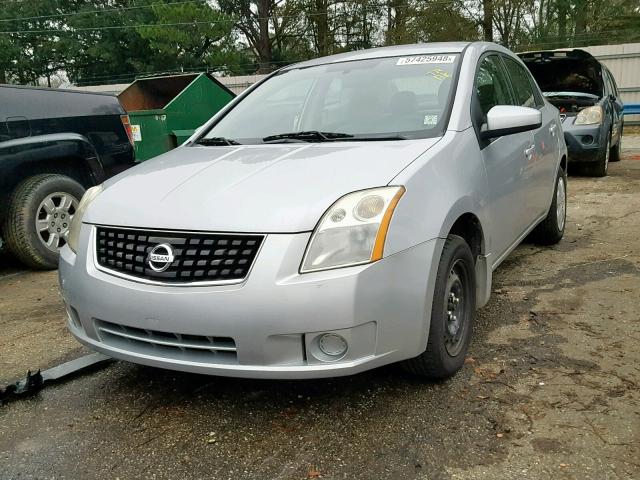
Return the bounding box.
[35,192,79,252]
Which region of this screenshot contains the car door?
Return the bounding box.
[501,55,558,220]
[604,68,624,145]
[473,54,534,261]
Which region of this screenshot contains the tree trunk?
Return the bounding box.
[482,0,493,41]
[557,0,567,47]
[315,0,329,55]
[256,0,272,73]
[574,0,587,45]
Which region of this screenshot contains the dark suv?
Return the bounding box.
[0,85,135,269]
[519,49,624,177]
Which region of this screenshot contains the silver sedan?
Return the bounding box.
[59,42,567,379]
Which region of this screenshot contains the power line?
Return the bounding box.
[0,20,237,34]
[0,0,210,23]
[0,0,479,26]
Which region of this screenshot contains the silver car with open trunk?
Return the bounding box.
[59,42,567,379]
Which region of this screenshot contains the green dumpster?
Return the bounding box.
[118,73,235,161]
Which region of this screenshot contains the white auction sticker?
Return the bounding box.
[396,55,456,66]
[131,124,142,142]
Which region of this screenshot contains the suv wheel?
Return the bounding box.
[583,134,610,177]
[3,174,84,269]
[402,235,476,379]
[609,134,622,162]
[530,168,567,245]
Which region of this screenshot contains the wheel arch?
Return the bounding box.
[440,204,492,309]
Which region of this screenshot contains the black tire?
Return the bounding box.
[402,235,476,379]
[582,134,610,177]
[609,133,622,162]
[2,174,84,269]
[530,168,567,245]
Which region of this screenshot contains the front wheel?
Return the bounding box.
[583,134,610,177]
[402,235,476,379]
[609,134,622,162]
[2,174,84,269]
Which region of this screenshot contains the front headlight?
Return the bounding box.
[575,105,603,125]
[300,186,405,273]
[67,185,103,253]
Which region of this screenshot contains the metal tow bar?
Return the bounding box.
[0,353,113,405]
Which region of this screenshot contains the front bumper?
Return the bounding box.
[59,224,441,379]
[561,118,606,163]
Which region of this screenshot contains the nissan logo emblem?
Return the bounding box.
[148,243,175,272]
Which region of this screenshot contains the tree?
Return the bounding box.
[137,2,237,71]
[0,0,68,86]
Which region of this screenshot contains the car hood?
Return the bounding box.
[519,49,603,98]
[86,140,439,232]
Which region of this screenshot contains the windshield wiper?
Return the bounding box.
[196,137,241,146]
[262,131,354,143]
[342,134,408,141]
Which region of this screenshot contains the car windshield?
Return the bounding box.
[201,53,460,144]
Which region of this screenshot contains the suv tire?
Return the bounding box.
[3,174,84,269]
[531,168,567,245]
[583,135,610,177]
[609,134,622,162]
[402,235,476,379]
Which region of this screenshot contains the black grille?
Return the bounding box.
[95,226,264,284]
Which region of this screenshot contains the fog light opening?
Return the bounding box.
[318,333,348,357]
[581,135,594,145]
[66,304,83,331]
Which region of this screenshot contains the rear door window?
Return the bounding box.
[502,57,541,108]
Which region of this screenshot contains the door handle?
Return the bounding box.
[549,124,557,136]
[524,144,535,159]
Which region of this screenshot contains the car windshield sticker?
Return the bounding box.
[423,115,438,126]
[396,55,456,66]
[428,68,450,80]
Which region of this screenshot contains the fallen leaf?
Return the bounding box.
[496,433,504,438]
[476,395,490,400]
[464,356,476,365]
[307,467,321,478]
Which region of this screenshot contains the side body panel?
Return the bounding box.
[0,85,135,177]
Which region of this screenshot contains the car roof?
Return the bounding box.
[281,42,495,71]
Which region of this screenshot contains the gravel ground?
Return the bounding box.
[1,143,639,479]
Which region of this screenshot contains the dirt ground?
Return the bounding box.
[1,142,639,479]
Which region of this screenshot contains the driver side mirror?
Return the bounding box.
[480,106,542,140]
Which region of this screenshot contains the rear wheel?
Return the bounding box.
[402,235,476,379]
[3,174,84,269]
[531,168,566,245]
